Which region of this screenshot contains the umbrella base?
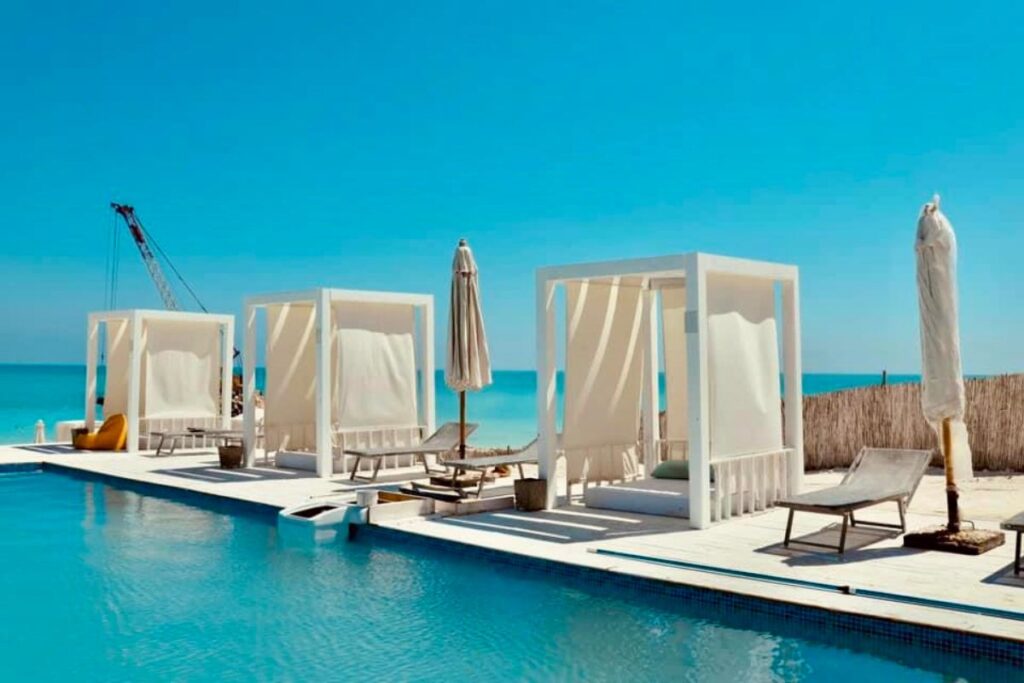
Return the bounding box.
[903,526,1005,555]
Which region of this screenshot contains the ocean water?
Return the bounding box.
[0,364,918,446]
[0,468,1012,682]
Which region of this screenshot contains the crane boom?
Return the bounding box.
[110,203,181,311]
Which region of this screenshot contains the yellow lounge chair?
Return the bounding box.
[73,414,128,451]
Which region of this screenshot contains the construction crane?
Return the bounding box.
[110,203,183,311]
[108,202,238,358]
[103,203,243,415]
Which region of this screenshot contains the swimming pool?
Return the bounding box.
[0,468,1018,682]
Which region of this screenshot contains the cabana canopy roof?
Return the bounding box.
[536,252,797,284]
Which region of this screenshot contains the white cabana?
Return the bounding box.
[536,252,803,529]
[85,310,235,453]
[242,288,435,478]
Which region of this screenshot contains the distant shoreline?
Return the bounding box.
[0,362,930,374]
[0,366,928,446]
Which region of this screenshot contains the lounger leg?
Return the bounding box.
[517,463,525,479]
[350,457,361,481]
[1015,532,1021,576]
[849,511,856,527]
[477,468,487,498]
[784,509,794,548]
[422,454,432,475]
[897,500,907,533]
[371,457,383,482]
[839,514,849,554]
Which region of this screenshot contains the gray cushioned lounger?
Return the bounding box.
[778,447,932,554]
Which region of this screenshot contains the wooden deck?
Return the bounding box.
[2,443,1021,646]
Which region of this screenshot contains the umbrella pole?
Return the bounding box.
[459,391,467,460]
[905,415,1003,553]
[942,417,961,533]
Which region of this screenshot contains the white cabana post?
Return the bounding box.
[84,310,234,453]
[446,239,493,460]
[536,253,802,529]
[243,288,435,478]
[915,196,972,531]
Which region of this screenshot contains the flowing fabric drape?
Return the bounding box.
[563,278,644,482]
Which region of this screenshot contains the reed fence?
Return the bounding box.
[802,374,1024,472]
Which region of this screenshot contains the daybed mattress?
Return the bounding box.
[275,451,345,472]
[583,477,693,518]
[275,451,318,471]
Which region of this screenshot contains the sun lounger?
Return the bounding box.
[779,447,932,554]
[149,430,200,456]
[344,422,477,482]
[425,437,539,498]
[1001,512,1024,575]
[149,428,248,456]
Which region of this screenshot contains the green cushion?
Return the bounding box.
[651,460,691,480]
[651,460,714,481]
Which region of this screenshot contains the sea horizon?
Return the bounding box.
[0,363,926,447]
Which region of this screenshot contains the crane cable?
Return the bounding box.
[136,218,209,313]
[102,214,111,310]
[105,205,238,359]
[101,210,121,364]
[106,210,121,310]
[135,212,240,358]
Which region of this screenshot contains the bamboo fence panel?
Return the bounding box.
[802,374,1024,472]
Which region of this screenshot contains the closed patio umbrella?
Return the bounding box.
[915,195,971,531]
[906,196,1003,554]
[446,239,492,459]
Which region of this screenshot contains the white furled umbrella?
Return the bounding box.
[916,195,973,531]
[446,239,492,459]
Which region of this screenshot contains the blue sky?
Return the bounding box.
[1,2,1022,372]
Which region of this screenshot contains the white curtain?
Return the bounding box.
[660,285,688,444]
[265,303,317,449]
[142,319,220,419]
[563,278,644,482]
[707,274,783,459]
[103,319,131,416]
[332,301,418,429]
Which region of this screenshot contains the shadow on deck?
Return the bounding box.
[755,523,911,565]
[12,444,79,455]
[436,505,691,544]
[152,462,320,484]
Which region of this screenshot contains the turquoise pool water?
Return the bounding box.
[0,469,1017,682]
